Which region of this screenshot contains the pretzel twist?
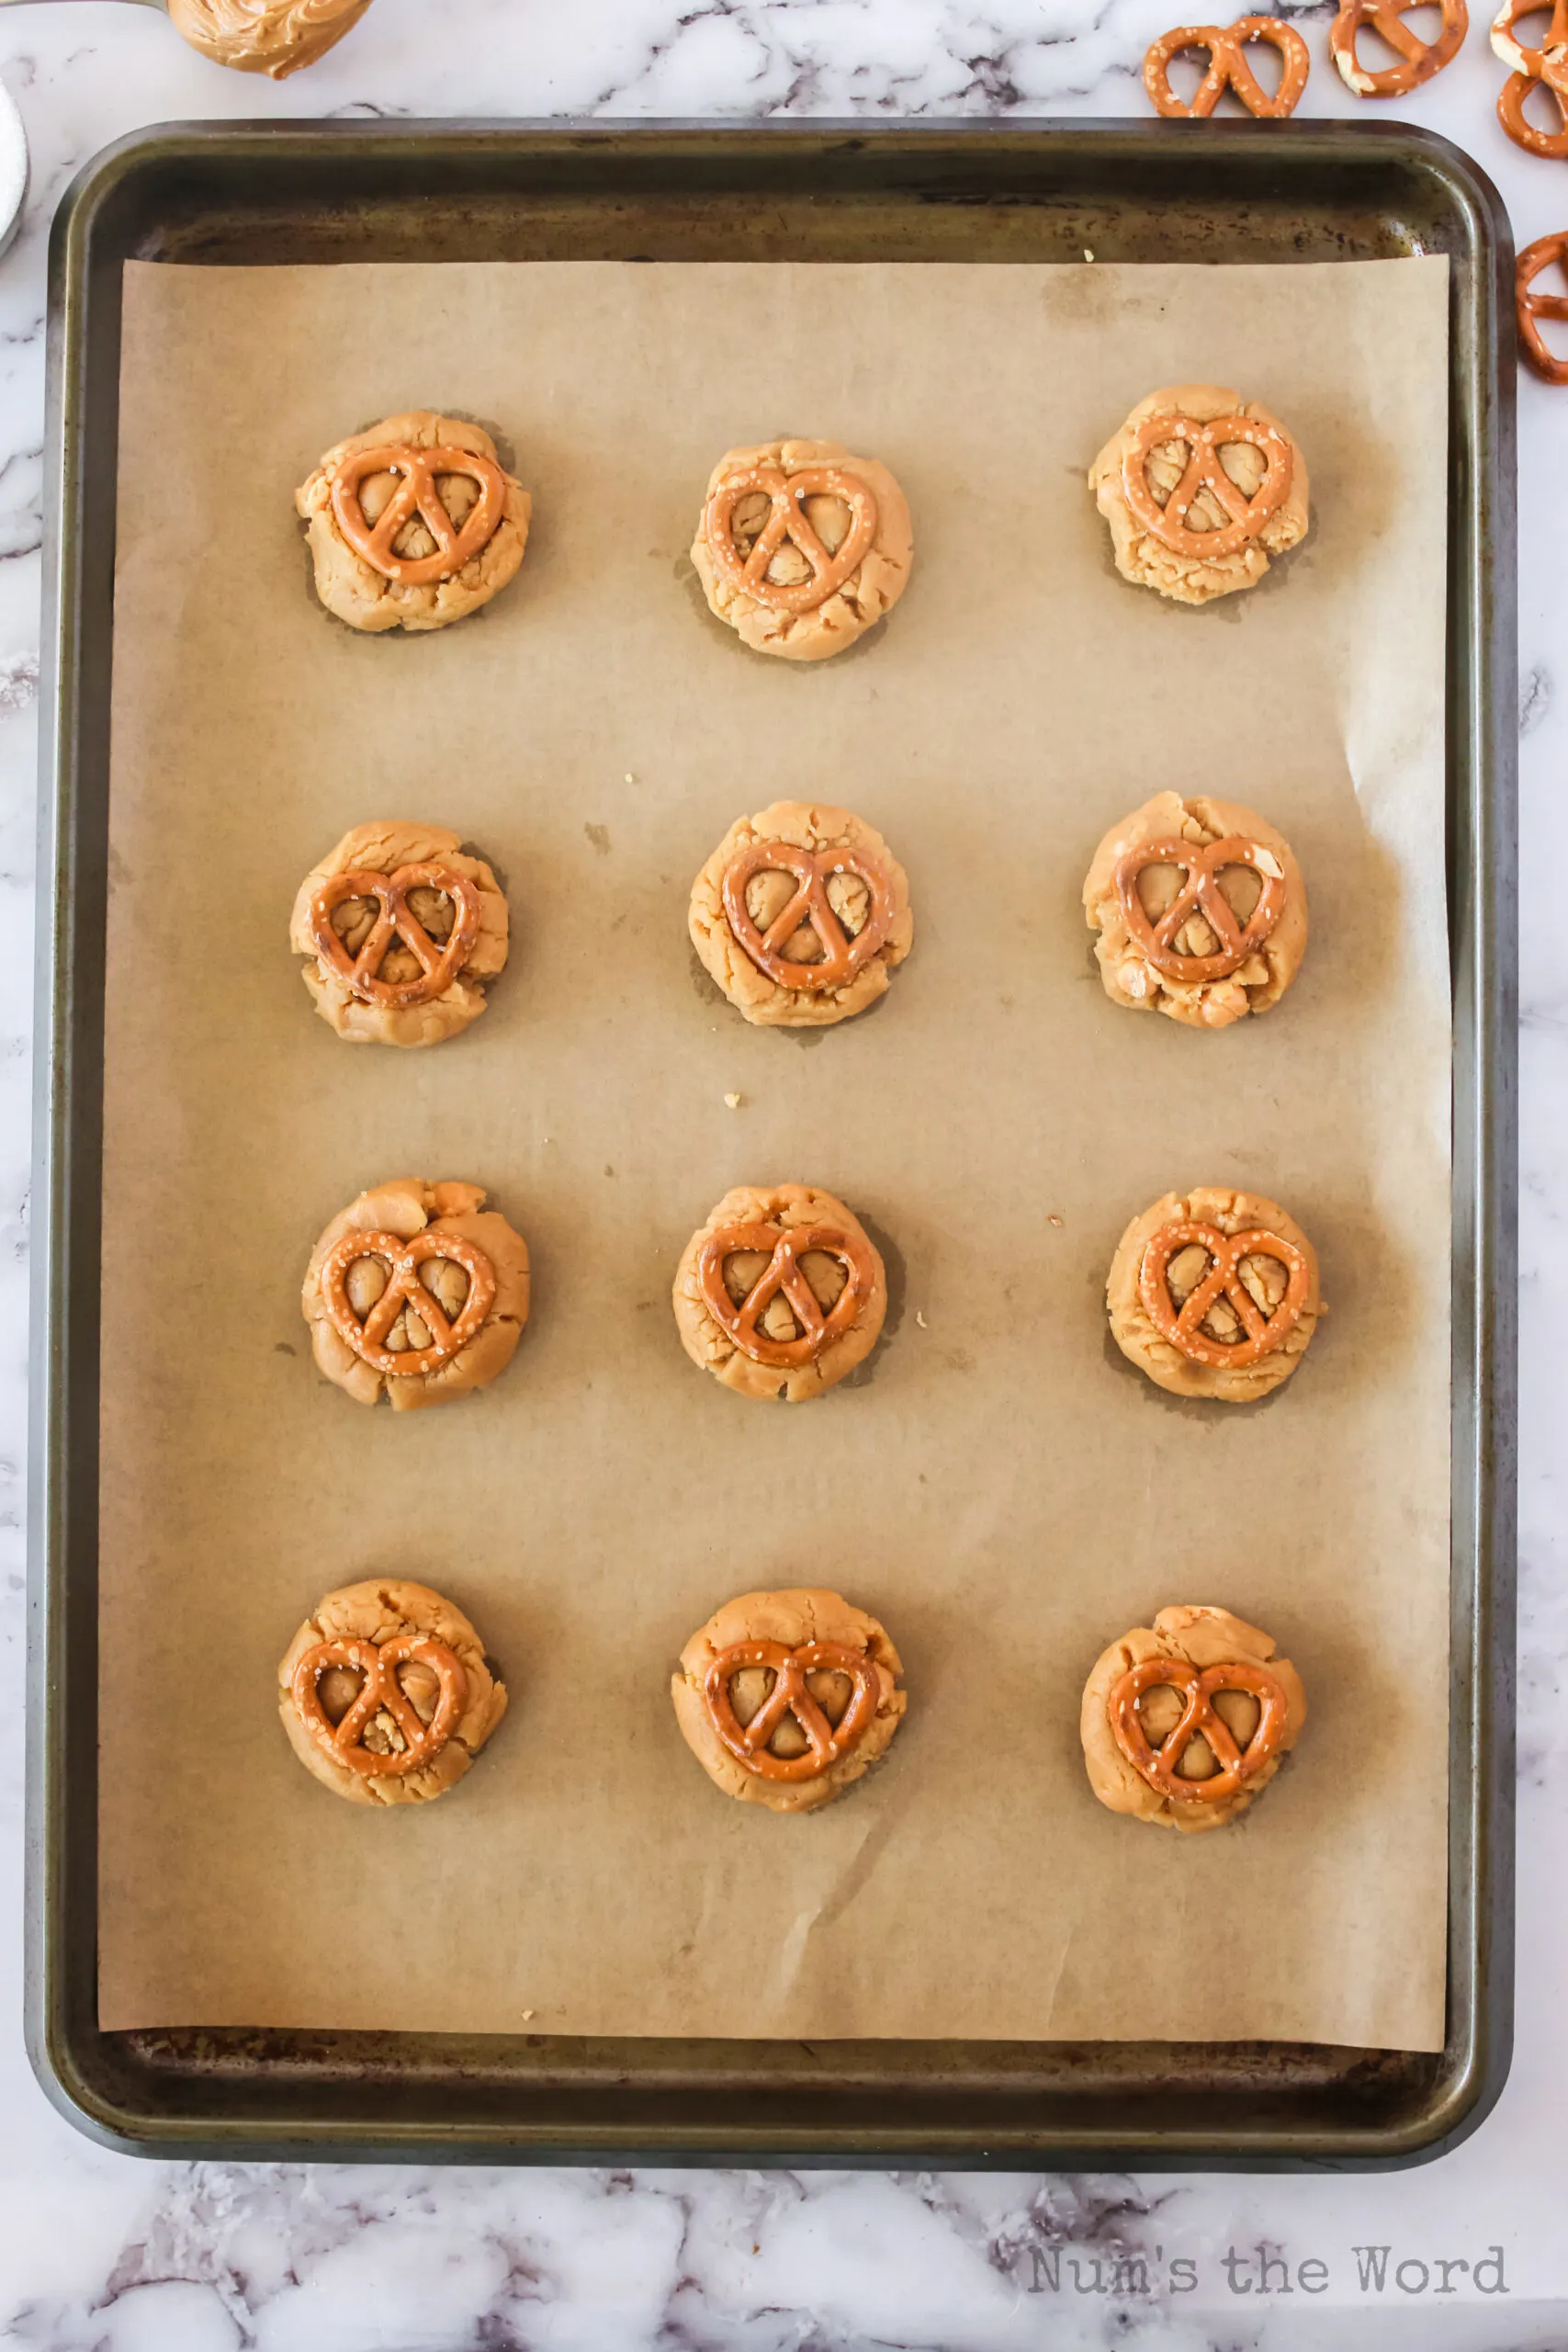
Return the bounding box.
[309,863,484,1010]
[1109,1657,1289,1801]
[697,1222,876,1369]
[1517,233,1568,382]
[1114,836,1287,983]
[704,1638,881,1781]
[720,839,897,991]
[1330,0,1468,93]
[1140,1219,1311,1370]
[321,1227,497,1377]
[1143,17,1310,116]
[291,1634,468,1778]
[705,465,878,614]
[1494,0,1568,153]
[1120,413,1293,560]
[330,443,507,586]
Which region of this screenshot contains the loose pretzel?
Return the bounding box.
[1120,413,1293,560]
[721,838,897,991]
[1143,17,1310,116]
[1114,835,1287,983]
[1517,234,1568,383]
[705,465,878,614]
[1495,0,1568,153]
[309,863,483,1010]
[1109,1656,1289,1801]
[697,1221,877,1370]
[704,1638,881,1781]
[330,444,507,586]
[1140,1219,1311,1369]
[1330,0,1468,94]
[291,1634,468,1778]
[321,1227,497,1377]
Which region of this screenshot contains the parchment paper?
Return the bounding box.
[98,255,1451,2048]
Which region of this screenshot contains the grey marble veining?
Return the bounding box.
[0,3,1561,2346]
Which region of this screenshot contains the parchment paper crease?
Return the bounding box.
[98,256,1450,2048]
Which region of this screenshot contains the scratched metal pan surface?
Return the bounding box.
[27,121,1517,2166]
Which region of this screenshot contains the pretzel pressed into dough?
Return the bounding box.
[330,444,508,585]
[309,863,483,1009]
[1114,835,1287,983]
[291,1634,468,1777]
[1109,1656,1290,1801]
[1120,413,1294,559]
[1140,1218,1311,1369]
[703,1638,881,1781]
[697,1222,877,1369]
[720,838,897,991]
[321,1227,497,1376]
[704,465,878,613]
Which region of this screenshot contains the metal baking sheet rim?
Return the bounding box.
[25,119,1518,2167]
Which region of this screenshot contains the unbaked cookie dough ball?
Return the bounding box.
[672,1182,887,1403]
[691,438,913,661]
[1107,1186,1323,1403]
[1089,384,1309,605]
[1083,791,1308,1029]
[302,1178,530,1411]
[289,820,509,1047]
[279,1577,508,1807]
[169,0,372,76]
[689,800,914,1028]
[1080,1603,1306,1833]
[296,410,530,634]
[672,1587,907,1813]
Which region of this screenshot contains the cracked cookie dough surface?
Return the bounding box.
[168,0,372,74]
[302,1178,530,1411]
[672,1182,887,1403]
[1083,791,1309,1029]
[671,1587,907,1814]
[691,438,913,661]
[278,1578,508,1807]
[296,410,530,635]
[689,799,914,1028]
[1089,384,1310,605]
[289,820,510,1047]
[1080,1603,1306,1834]
[1107,1186,1323,1403]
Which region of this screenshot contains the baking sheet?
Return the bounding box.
[97,254,1451,2049]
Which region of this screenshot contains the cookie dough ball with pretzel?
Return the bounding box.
[1081,1604,1306,1834]
[279,1578,508,1808]
[691,437,914,662]
[673,1182,887,1403]
[1089,384,1309,606]
[289,820,509,1047]
[302,1178,530,1411]
[296,410,530,635]
[690,801,914,1028]
[1108,1185,1323,1403]
[672,1588,907,1813]
[1084,791,1308,1029]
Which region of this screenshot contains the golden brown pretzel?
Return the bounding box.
[330,444,507,586]
[1109,1656,1289,1801]
[1143,17,1310,115]
[1494,0,1568,155]
[1114,835,1287,982]
[720,839,897,991]
[704,465,878,614]
[703,1638,881,1781]
[291,1634,468,1777]
[321,1227,497,1377]
[1330,0,1468,92]
[697,1222,877,1369]
[1120,413,1293,560]
[308,863,483,1010]
[1140,1219,1311,1369]
[1517,234,1568,381]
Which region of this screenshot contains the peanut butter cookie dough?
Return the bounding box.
[672,1588,907,1813]
[289,820,509,1047]
[169,0,372,75]
[1083,791,1308,1029]
[672,1182,887,1403]
[689,800,914,1028]
[1107,1186,1323,1403]
[302,1178,530,1412]
[691,438,913,661]
[296,411,530,635]
[1080,1604,1306,1833]
[1089,384,1310,605]
[279,1578,508,1808]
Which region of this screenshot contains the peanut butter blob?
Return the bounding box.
[168,0,373,77]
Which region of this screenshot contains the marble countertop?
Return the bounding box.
[0,5,1558,2346]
